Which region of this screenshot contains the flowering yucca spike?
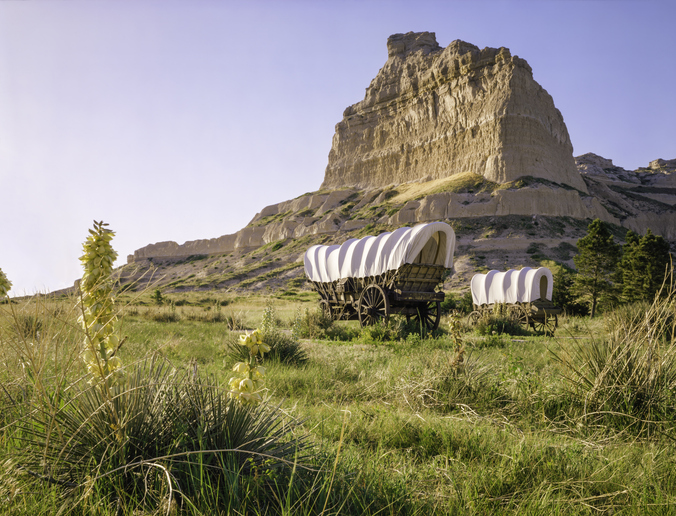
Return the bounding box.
[229,328,269,405]
[0,267,11,298]
[78,220,124,386]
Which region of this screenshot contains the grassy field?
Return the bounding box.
[2,287,676,515]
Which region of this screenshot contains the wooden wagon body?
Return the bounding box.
[468,267,561,335]
[304,222,455,331]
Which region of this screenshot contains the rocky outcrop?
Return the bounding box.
[321,32,588,193]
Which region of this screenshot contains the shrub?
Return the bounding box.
[261,330,308,365]
[474,312,525,336]
[8,358,310,513]
[151,288,164,306]
[457,291,474,314]
[440,292,456,313]
[12,313,43,339]
[296,307,334,339]
[225,310,247,331]
[358,320,404,343]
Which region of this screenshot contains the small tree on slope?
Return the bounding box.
[573,219,621,318]
[620,229,672,303]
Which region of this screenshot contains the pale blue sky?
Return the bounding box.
[1,0,674,294]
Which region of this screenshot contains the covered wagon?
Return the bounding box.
[469,267,560,335]
[304,222,456,331]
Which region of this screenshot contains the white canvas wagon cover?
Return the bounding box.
[471,267,554,306]
[304,222,456,283]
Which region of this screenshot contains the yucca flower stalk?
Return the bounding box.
[78,220,124,386]
[228,328,270,405]
[0,267,11,298]
[447,313,466,372]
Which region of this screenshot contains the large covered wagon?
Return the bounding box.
[304,222,456,331]
[469,267,561,335]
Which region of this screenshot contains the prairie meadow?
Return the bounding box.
[2,280,676,515]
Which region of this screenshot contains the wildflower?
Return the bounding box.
[228,328,268,405]
[233,361,250,374]
[78,221,124,386]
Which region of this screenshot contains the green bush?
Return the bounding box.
[358,320,404,343]
[457,291,474,314]
[297,307,334,339]
[12,313,42,339]
[440,293,456,313]
[474,313,525,336]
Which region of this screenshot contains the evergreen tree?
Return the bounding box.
[542,260,589,316]
[620,229,672,303]
[573,219,621,317]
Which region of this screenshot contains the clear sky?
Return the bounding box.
[1,0,674,295]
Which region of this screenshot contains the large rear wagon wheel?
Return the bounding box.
[358,284,390,327]
[532,313,557,336]
[408,301,441,333]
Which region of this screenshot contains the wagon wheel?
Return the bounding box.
[532,313,557,336]
[318,299,333,320]
[358,284,390,327]
[467,310,482,326]
[407,301,441,333]
[508,305,530,330]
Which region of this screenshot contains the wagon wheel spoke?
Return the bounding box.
[358,284,390,327]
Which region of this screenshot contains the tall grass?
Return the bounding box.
[554,282,676,437]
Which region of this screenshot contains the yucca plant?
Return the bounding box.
[554,280,676,436]
[9,356,310,512]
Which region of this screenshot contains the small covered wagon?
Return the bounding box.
[468,267,560,335]
[304,222,456,331]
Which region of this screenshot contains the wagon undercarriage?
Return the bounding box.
[311,263,446,332]
[468,299,561,336]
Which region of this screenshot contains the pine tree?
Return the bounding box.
[541,260,588,316]
[573,219,621,317]
[620,229,672,303]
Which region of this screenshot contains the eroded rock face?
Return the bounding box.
[321,32,587,193]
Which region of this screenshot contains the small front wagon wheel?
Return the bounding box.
[358,284,390,327]
[467,310,482,326]
[509,305,530,330]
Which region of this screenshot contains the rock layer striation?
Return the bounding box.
[321,32,588,192]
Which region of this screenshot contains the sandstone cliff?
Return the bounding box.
[321,32,588,193]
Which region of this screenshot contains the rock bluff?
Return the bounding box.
[321,32,587,192]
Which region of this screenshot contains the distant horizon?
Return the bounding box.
[2,0,674,295]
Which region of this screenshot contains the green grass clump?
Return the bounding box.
[554,285,676,438]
